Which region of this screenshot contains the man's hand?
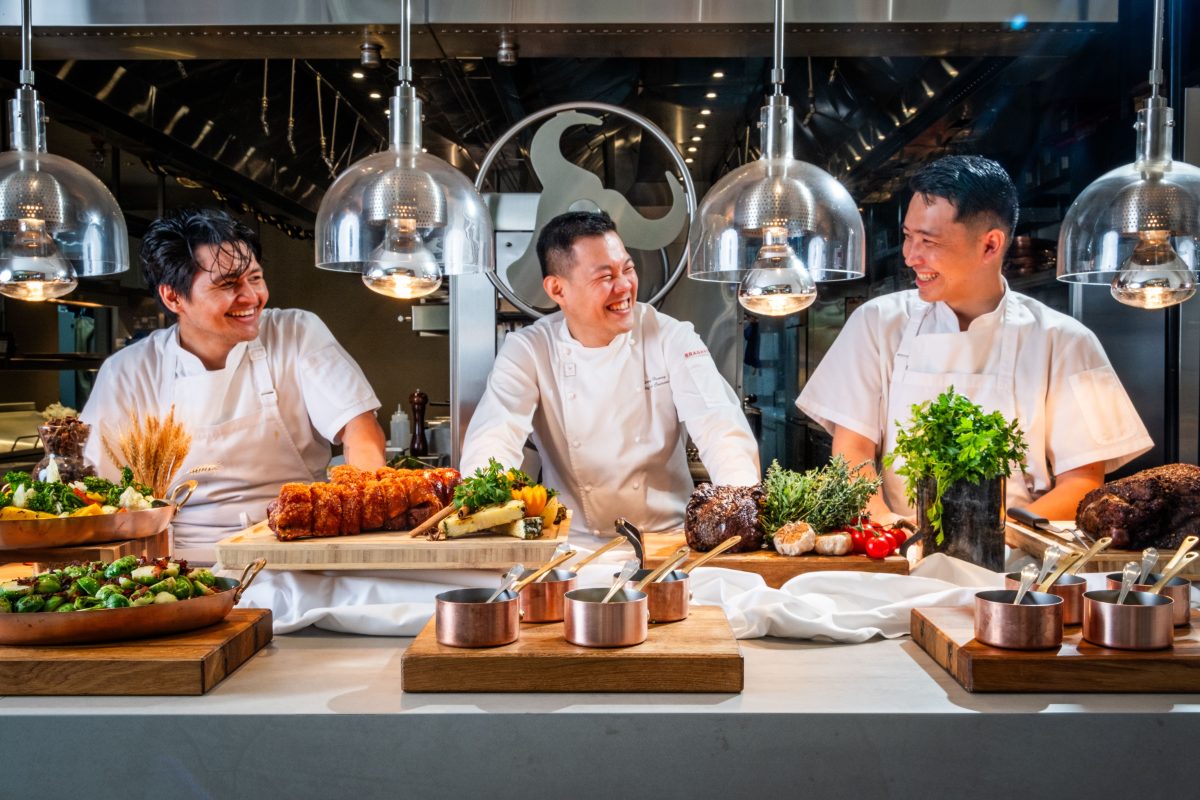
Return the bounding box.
[339,411,386,470]
[1020,462,1104,522]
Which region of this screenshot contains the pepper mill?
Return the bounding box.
[409,389,429,457]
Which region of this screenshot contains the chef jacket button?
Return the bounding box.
[567,392,576,400]
[632,482,640,489]
[634,436,642,443]
[584,484,593,492]
[572,440,581,448]
[593,529,600,535]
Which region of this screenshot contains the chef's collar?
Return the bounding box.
[929,278,1010,333]
[169,326,250,374]
[556,315,635,351]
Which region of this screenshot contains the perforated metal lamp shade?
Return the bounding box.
[1057,160,1200,285]
[0,150,128,277]
[315,147,490,274]
[689,156,865,282]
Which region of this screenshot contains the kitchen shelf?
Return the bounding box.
[0,354,106,371]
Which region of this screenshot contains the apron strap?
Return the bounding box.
[883,302,931,438]
[247,341,279,408]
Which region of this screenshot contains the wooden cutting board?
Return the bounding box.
[1004,521,1200,578]
[0,608,272,696]
[402,605,743,693]
[8,529,171,572]
[643,530,909,588]
[215,511,571,571]
[911,605,1200,693]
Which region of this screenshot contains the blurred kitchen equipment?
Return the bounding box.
[409,389,429,457]
[1008,507,1092,548]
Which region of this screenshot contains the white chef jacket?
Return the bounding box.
[81,308,380,558]
[797,287,1153,514]
[460,303,760,541]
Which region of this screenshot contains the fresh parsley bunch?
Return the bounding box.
[452,457,517,512]
[884,388,1028,544]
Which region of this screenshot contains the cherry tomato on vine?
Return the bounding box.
[865,536,891,559]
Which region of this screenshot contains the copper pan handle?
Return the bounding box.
[233,558,267,603]
[681,534,742,574]
[167,479,198,511]
[569,536,626,572]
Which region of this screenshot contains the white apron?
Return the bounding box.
[168,340,315,563]
[545,310,693,545]
[881,295,1034,515]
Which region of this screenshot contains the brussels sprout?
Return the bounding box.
[0,596,11,613]
[172,576,193,600]
[162,562,181,578]
[103,593,131,609]
[62,564,88,579]
[191,580,215,597]
[43,595,68,612]
[147,577,176,595]
[117,576,138,590]
[55,604,74,612]
[74,576,101,597]
[0,580,32,600]
[34,575,62,594]
[103,556,139,579]
[152,592,178,604]
[15,595,45,613]
[74,596,102,610]
[129,592,156,608]
[131,565,161,585]
[186,568,217,588]
[95,584,123,601]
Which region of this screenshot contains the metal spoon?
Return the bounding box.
[1116,561,1141,606]
[1138,547,1160,584]
[601,559,640,604]
[1037,551,1081,593]
[1162,536,1200,575]
[1149,551,1199,594]
[1037,544,1066,587]
[486,563,525,604]
[1012,563,1038,606]
[634,546,690,593]
[512,547,578,592]
[537,543,574,582]
[1064,536,1114,576]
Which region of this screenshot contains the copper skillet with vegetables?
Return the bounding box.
[0,555,266,645]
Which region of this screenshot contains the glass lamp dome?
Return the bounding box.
[1058,105,1200,310]
[688,96,865,311]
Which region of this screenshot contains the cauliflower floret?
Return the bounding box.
[117,485,152,511]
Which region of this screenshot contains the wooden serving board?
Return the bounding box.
[643,530,909,588]
[0,608,272,696]
[214,511,571,571]
[402,605,743,693]
[911,606,1200,693]
[1004,521,1200,578]
[13,529,172,572]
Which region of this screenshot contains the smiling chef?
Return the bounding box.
[82,208,386,562]
[460,210,760,544]
[798,155,1152,523]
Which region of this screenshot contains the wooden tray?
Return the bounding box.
[1005,520,1200,578]
[7,529,171,572]
[911,606,1200,693]
[402,605,743,693]
[643,530,909,588]
[214,510,571,571]
[0,608,272,695]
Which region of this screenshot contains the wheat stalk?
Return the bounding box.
[99,406,192,497]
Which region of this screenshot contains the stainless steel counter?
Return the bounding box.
[2,628,1198,798]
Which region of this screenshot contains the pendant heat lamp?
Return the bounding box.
[1057,0,1200,310]
[687,0,864,317]
[314,0,492,299]
[0,0,128,302]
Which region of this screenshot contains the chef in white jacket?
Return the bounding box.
[461,210,760,544]
[798,155,1152,522]
[83,208,386,562]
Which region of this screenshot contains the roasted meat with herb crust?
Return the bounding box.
[684,483,765,552]
[1076,463,1200,549]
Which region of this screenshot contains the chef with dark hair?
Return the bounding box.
[461,210,760,544]
[798,155,1152,521]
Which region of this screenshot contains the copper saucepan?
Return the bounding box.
[434,587,520,648]
[1103,547,1197,627]
[974,588,1064,650]
[1006,572,1085,626]
[563,587,648,647]
[622,546,691,623]
[1082,589,1174,650]
[513,546,578,623]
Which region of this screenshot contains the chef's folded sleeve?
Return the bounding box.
[796,303,888,444]
[459,335,540,476]
[664,321,761,486]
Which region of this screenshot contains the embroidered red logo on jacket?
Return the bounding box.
[683,349,709,359]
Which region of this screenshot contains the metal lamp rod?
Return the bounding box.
[768,0,787,92]
[399,0,413,84]
[1148,0,1164,99]
[19,0,33,86]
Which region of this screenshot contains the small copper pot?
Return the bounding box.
[1083,589,1174,649]
[518,568,577,623]
[435,587,520,648]
[563,587,648,647]
[624,568,690,623]
[974,589,1064,650]
[1006,572,1086,626]
[1105,573,1191,627]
